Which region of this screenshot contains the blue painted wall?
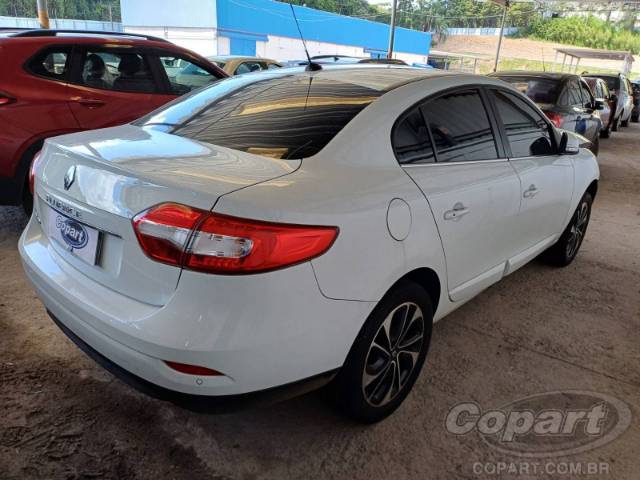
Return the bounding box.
[217,0,431,56]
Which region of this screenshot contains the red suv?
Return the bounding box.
[0,29,227,211]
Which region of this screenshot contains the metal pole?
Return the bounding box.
[36,0,50,29]
[493,1,509,72]
[387,0,399,59]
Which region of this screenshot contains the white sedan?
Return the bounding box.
[20,66,599,423]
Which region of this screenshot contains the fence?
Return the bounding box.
[446,27,518,36]
[0,16,122,32]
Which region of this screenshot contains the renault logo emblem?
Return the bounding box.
[64,165,76,191]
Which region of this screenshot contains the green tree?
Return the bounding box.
[0,0,121,21]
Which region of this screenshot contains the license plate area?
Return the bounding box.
[46,206,102,265]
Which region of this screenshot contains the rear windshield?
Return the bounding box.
[497,77,561,104]
[589,75,619,91]
[135,72,383,159]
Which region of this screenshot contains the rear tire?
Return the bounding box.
[22,182,33,217]
[542,192,593,267]
[330,280,433,423]
[600,126,610,138]
[589,134,599,156]
[612,116,620,131]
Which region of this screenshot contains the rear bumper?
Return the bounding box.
[48,310,337,412]
[19,214,374,400]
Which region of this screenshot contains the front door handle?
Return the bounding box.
[523,184,539,198]
[74,98,106,109]
[443,202,470,221]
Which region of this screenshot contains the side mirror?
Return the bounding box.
[594,100,605,110]
[558,131,580,155]
[610,93,618,103]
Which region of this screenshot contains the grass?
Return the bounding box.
[476,57,633,75]
[470,58,640,78]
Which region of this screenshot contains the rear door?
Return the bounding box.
[18,45,80,134]
[488,88,573,270]
[397,88,521,302]
[67,46,161,129]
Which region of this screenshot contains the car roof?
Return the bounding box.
[224,64,456,92]
[583,73,622,79]
[490,71,578,82]
[1,29,170,44]
[208,55,276,62]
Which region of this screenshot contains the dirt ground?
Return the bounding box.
[438,35,640,74]
[1,124,640,479]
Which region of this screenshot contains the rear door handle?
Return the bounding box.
[523,184,539,198]
[74,98,106,108]
[443,202,470,221]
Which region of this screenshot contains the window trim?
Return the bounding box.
[68,45,163,94]
[23,44,74,83]
[485,85,560,160]
[391,85,506,168]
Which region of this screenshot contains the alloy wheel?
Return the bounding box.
[566,201,589,259]
[362,302,425,407]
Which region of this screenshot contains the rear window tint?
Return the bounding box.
[498,77,561,104]
[137,74,383,159]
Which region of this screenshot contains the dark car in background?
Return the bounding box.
[584,73,634,128]
[0,29,226,212]
[490,72,602,154]
[583,76,615,138]
[631,80,640,122]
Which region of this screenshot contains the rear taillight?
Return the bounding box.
[28,150,42,195]
[132,203,338,274]
[0,91,15,106]
[544,111,563,129]
[164,361,223,376]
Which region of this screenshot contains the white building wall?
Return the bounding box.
[124,26,218,57]
[218,36,231,56]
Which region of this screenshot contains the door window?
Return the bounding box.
[579,81,593,106]
[267,63,281,70]
[27,46,71,81]
[392,108,434,164]
[78,49,157,93]
[491,90,554,158]
[593,82,602,99]
[158,56,219,95]
[235,62,263,75]
[423,90,499,163]
[566,81,583,106]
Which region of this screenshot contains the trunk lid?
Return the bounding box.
[36,124,300,306]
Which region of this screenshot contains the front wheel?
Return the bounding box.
[621,113,629,127]
[589,134,599,156]
[542,192,593,267]
[330,280,433,423]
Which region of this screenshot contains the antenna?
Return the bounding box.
[289,3,321,72]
